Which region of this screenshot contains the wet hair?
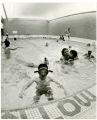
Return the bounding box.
[5,40,10,47]
[14,37,17,40]
[70,50,78,58]
[61,48,68,56]
[88,50,92,55]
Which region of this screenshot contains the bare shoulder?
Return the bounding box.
[47,76,54,82]
[32,77,40,83]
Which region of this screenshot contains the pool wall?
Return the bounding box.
[3,11,96,40]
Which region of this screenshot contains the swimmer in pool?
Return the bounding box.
[60,48,74,65]
[56,48,78,65]
[67,28,71,40]
[84,50,95,62]
[70,50,78,60]
[19,64,67,103]
[2,37,22,59]
[44,57,49,65]
[59,35,65,41]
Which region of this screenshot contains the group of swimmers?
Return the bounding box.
[2,33,96,104]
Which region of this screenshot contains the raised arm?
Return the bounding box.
[51,79,67,96]
[19,80,35,98]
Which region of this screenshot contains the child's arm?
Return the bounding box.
[50,79,67,96]
[19,80,35,98]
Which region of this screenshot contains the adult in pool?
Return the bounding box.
[56,48,78,65]
[19,64,67,103]
[2,36,22,59]
[60,48,75,65]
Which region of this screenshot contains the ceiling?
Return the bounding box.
[1,2,96,20]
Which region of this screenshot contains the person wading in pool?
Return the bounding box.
[19,64,67,103]
[67,27,71,40]
[60,48,78,64]
[3,36,22,59]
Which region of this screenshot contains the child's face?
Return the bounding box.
[63,50,69,56]
[39,69,48,77]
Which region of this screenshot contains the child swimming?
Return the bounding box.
[84,50,95,62]
[19,64,67,103]
[44,57,49,65]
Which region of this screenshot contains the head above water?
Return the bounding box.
[38,64,48,77]
[70,50,78,58]
[61,48,69,56]
[44,57,47,60]
[5,40,10,48]
[88,50,92,55]
[87,43,91,47]
[69,46,72,49]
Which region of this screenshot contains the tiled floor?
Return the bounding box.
[1,84,96,119]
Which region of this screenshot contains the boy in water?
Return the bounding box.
[19,64,67,103]
[3,35,21,59]
[60,48,74,65]
[84,50,95,62]
[44,57,49,65]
